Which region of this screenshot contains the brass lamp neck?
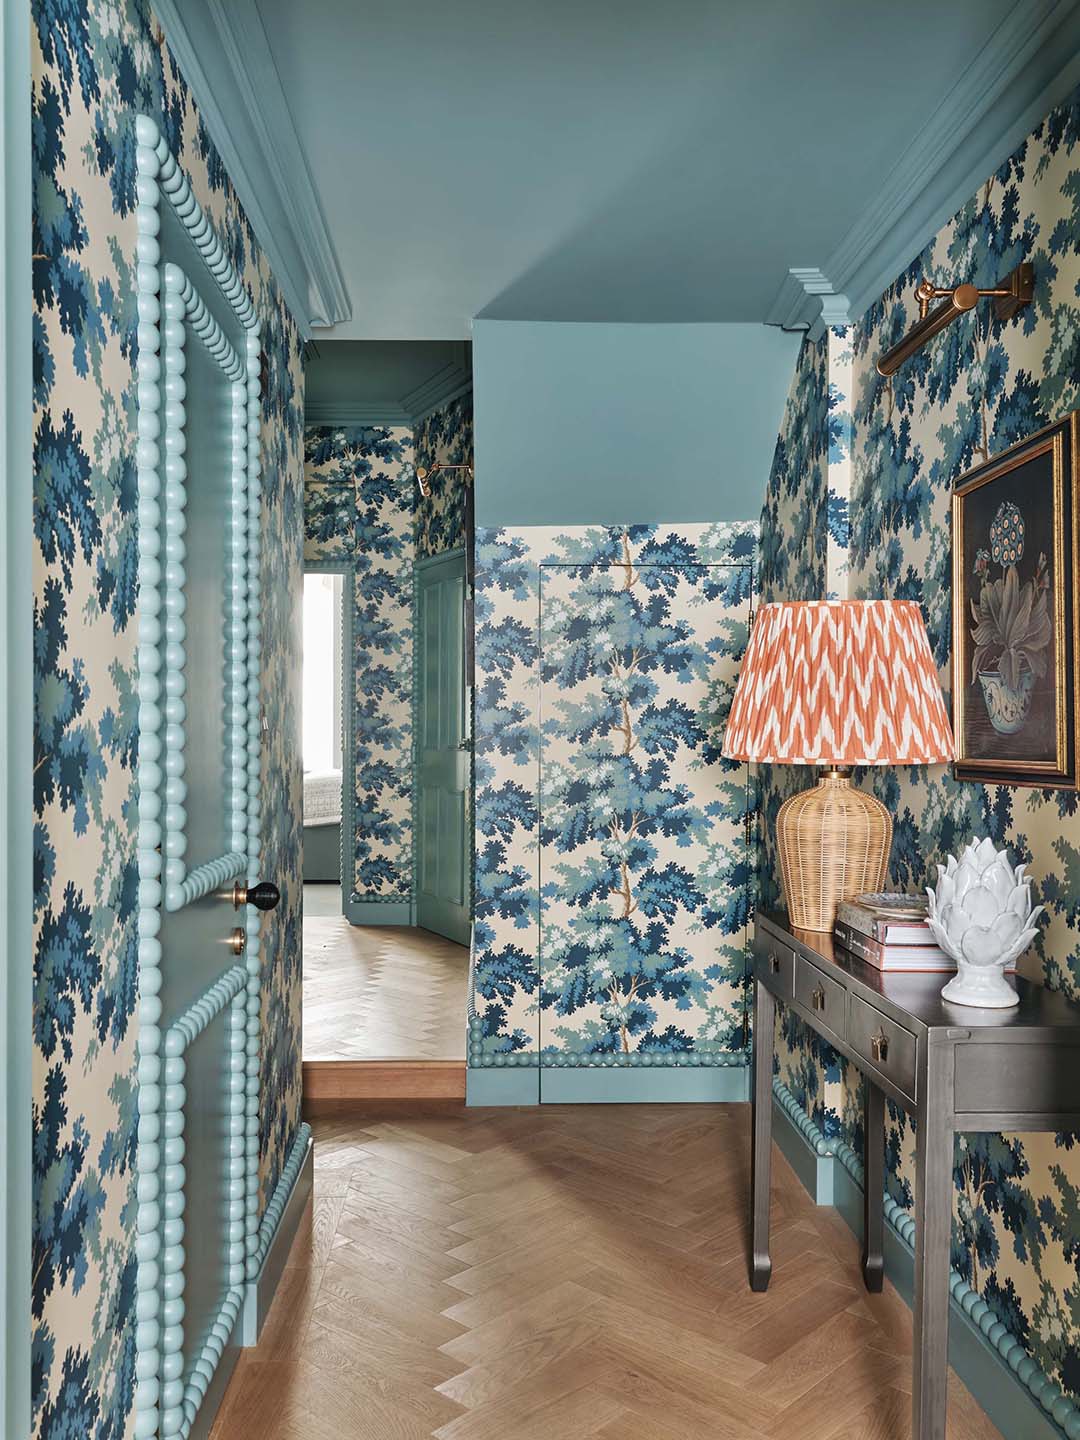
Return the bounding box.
[819,766,853,781]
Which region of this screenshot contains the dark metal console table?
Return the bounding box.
[751,910,1080,1440]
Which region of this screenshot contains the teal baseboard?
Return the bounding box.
[345,898,412,925]
[185,1338,240,1440]
[467,1067,540,1106]
[541,1065,749,1104]
[772,1081,1077,1440]
[242,1130,314,1346]
[466,1064,750,1106]
[771,1085,834,1205]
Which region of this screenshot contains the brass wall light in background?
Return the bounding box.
[415,462,474,498]
[875,261,1033,376]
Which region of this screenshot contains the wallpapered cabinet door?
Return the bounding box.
[538,561,753,1065]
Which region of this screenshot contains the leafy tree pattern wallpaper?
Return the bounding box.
[759,85,1080,1409]
[414,391,473,560]
[31,2,305,1435]
[304,426,415,904]
[471,524,756,1068]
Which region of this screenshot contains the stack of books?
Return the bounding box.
[834,893,955,972]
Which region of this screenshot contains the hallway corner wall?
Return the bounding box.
[757,80,1080,1417]
[31,4,304,1435]
[414,389,474,560]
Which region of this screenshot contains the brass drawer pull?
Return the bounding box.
[810,986,826,1013]
[871,1030,890,1064]
[769,952,781,974]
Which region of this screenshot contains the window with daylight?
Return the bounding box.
[303,571,344,774]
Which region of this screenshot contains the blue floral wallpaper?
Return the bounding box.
[470,523,756,1069]
[414,390,474,560]
[304,425,415,904]
[31,3,304,1436]
[759,85,1080,1410]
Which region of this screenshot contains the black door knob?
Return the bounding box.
[233,881,281,911]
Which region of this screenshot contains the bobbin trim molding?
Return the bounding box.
[134,111,263,1440]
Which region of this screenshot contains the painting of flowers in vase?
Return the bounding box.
[952,412,1078,788]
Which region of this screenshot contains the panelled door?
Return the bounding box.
[415,548,471,945]
[133,116,278,1440]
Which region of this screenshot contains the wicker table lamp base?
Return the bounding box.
[777,769,892,932]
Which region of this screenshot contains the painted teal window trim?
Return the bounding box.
[771,1078,1080,1440]
[304,560,356,920]
[2,1,32,1433]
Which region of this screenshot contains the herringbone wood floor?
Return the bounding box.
[303,915,469,1060]
[209,1103,1001,1440]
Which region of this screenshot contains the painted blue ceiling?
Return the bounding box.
[255,0,1017,338]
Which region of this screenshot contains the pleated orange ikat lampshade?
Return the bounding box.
[723,601,954,930]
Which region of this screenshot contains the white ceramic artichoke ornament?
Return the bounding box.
[926,838,1042,1008]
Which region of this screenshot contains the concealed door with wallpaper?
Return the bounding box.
[538,560,753,1069]
[133,118,277,1440]
[415,548,471,945]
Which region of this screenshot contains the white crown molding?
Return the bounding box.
[153,0,350,337]
[773,0,1080,335]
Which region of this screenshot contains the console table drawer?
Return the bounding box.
[794,954,846,1044]
[754,931,794,999]
[850,995,917,1102]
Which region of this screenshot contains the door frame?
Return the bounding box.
[2,1,32,1432]
[412,546,473,943]
[304,561,356,920]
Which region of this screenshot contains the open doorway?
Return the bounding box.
[299,344,473,1088]
[302,568,346,917]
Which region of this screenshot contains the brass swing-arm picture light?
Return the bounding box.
[875,261,1033,376]
[415,462,474,498]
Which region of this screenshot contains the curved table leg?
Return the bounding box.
[750,977,775,1291]
[862,1077,885,1292]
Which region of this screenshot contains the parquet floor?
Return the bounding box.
[210,1103,1002,1440]
[303,897,469,1059]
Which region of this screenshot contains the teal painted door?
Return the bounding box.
[133,144,269,1440]
[415,550,471,945]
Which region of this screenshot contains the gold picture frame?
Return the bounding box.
[952,411,1078,789]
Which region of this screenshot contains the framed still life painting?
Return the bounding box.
[952,411,1078,788]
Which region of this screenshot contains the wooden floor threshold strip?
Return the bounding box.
[302,1058,466,1102]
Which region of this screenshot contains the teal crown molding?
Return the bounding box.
[402,349,473,422]
[304,354,472,429]
[772,1079,1080,1440]
[773,0,1080,337]
[767,268,852,339]
[152,0,350,337]
[304,404,415,428]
